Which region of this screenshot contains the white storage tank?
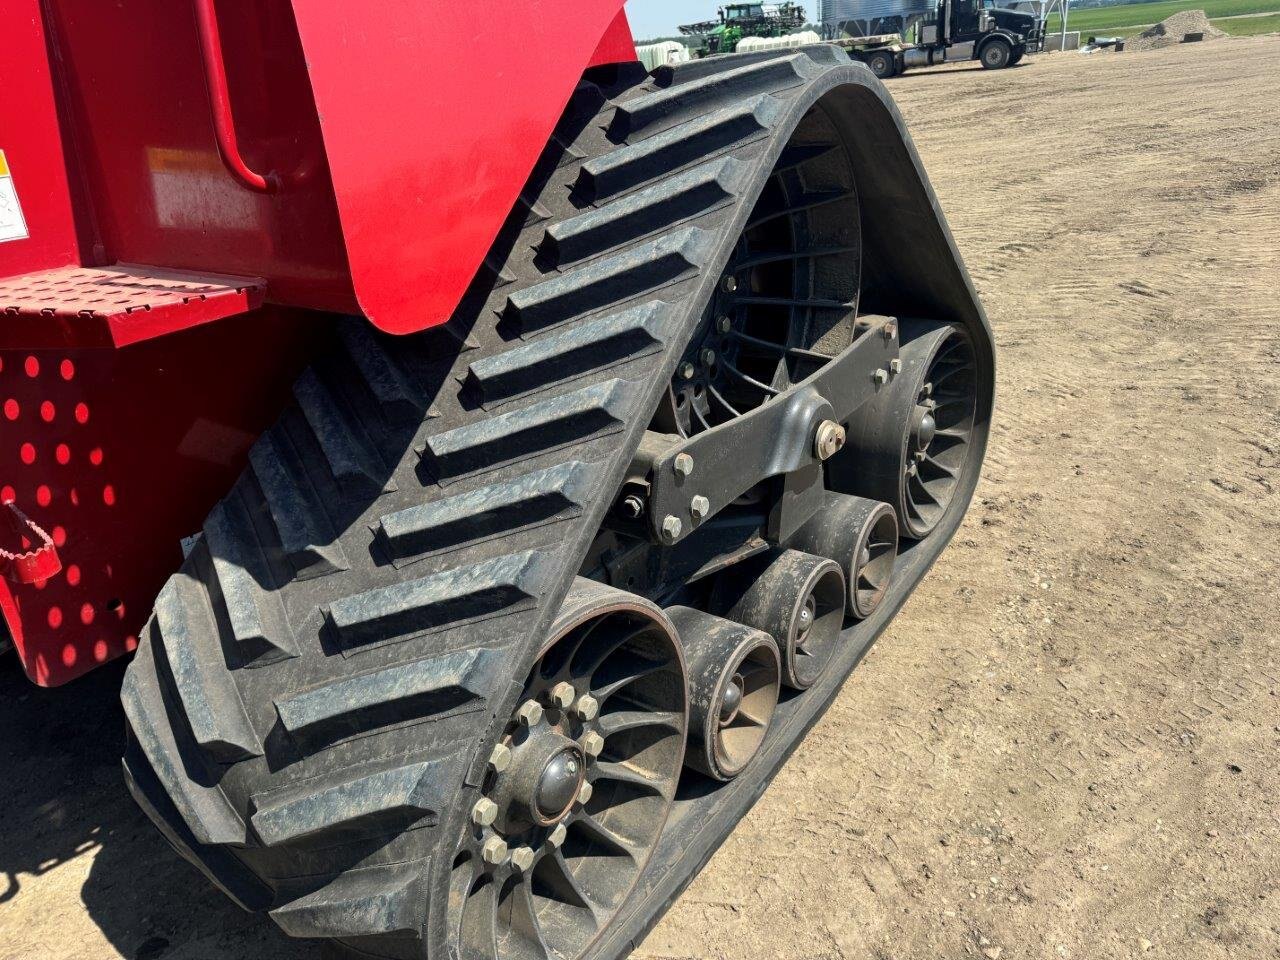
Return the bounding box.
[735,30,823,52]
[635,40,691,71]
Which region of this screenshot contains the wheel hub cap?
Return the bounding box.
[534,747,585,822]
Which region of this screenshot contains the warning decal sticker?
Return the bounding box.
[0,150,31,243]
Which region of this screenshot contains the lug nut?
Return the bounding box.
[576,782,594,806]
[716,315,732,334]
[572,694,600,722]
[883,320,897,341]
[889,358,902,375]
[472,797,499,827]
[661,515,683,543]
[872,368,889,385]
[721,275,738,293]
[813,420,846,461]
[488,743,512,774]
[510,846,536,873]
[673,452,694,477]
[700,348,716,367]
[548,681,576,710]
[679,361,696,380]
[482,836,509,866]
[548,823,568,849]
[581,731,605,759]
[515,699,544,727]
[690,495,710,520]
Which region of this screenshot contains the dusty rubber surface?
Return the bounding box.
[1,34,1278,960]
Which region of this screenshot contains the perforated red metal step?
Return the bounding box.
[0,263,265,348]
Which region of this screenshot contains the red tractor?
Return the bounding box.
[1,3,993,957]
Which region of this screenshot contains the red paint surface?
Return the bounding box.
[0,310,320,685]
[290,0,632,333]
[0,1,81,278]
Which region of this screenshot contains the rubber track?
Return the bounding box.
[121,49,846,958]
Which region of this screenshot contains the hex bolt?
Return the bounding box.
[488,743,512,774]
[690,495,710,520]
[482,836,509,866]
[872,368,889,386]
[673,452,694,477]
[515,699,544,727]
[716,315,732,334]
[883,321,897,341]
[472,797,499,827]
[619,494,645,519]
[679,361,696,380]
[548,681,576,710]
[813,420,846,461]
[510,846,536,873]
[700,348,716,367]
[576,781,594,806]
[721,275,738,293]
[889,358,903,375]
[581,731,605,759]
[572,694,600,722]
[548,823,568,849]
[906,460,919,477]
[661,515,683,543]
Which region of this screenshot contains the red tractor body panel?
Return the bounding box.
[0,0,640,682]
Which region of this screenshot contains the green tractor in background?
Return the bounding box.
[679,2,808,55]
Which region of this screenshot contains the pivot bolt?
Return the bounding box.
[515,700,544,727]
[673,452,694,477]
[488,743,512,774]
[679,362,696,380]
[690,495,710,520]
[872,368,889,386]
[482,836,509,866]
[619,494,645,519]
[576,782,594,806]
[510,846,536,873]
[581,731,605,759]
[548,682,576,710]
[661,515,683,543]
[472,797,499,827]
[700,348,716,367]
[572,694,600,722]
[721,275,738,293]
[716,315,732,334]
[813,420,846,461]
[548,823,568,849]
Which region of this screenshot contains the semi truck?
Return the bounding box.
[822,0,1045,76]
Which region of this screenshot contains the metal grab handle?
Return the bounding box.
[1,501,62,585]
[193,0,279,193]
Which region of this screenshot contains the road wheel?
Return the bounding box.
[866,50,896,79]
[980,38,1013,69]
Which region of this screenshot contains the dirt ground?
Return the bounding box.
[3,34,1279,960]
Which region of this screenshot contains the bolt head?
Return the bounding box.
[510,846,536,873]
[482,836,509,866]
[716,315,732,334]
[883,321,897,341]
[673,452,694,477]
[700,348,716,367]
[548,823,568,848]
[573,694,600,722]
[872,368,889,385]
[889,358,903,375]
[690,495,710,520]
[548,682,576,710]
[619,494,645,519]
[515,699,544,727]
[577,781,594,806]
[581,731,605,759]
[721,275,738,293]
[661,514,683,543]
[472,797,499,827]
[488,743,512,774]
[679,362,696,380]
[814,420,846,461]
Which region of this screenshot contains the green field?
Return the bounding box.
[1047,0,1280,33]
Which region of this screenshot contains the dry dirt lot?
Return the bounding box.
[2,34,1279,960]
